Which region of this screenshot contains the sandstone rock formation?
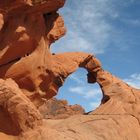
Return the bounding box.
[0,0,140,140]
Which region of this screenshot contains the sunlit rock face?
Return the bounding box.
[0,0,101,103]
[0,1,140,140]
[0,0,67,102]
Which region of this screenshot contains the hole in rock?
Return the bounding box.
[56,68,103,112]
[43,12,53,20]
[0,106,21,136]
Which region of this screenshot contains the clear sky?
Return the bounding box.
[51,0,140,112]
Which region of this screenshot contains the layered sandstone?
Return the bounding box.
[0,1,140,140]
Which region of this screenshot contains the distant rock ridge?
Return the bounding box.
[0,0,140,140]
[39,98,85,119]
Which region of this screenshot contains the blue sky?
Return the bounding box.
[51,0,140,112]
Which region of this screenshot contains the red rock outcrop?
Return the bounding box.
[0,79,42,133]
[1,69,140,140]
[0,0,67,105]
[0,1,140,140]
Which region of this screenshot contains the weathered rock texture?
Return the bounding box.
[0,0,140,140]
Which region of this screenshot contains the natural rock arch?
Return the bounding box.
[1,59,140,140]
[0,1,140,140]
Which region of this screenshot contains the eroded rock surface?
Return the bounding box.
[0,0,67,105]
[0,1,140,140]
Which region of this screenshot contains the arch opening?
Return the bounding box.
[56,68,103,112]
